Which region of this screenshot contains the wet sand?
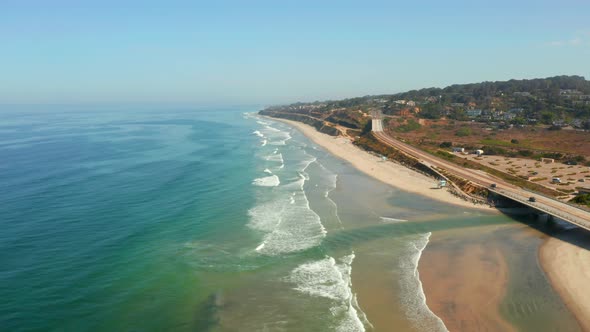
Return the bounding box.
[272,118,495,211]
[420,238,515,331]
[540,231,590,332]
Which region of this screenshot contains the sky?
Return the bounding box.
[1,0,589,105]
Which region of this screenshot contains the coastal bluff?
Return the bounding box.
[259,109,340,136]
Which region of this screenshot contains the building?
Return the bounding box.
[503,113,517,121]
[452,147,465,153]
[514,92,532,97]
[466,109,482,117]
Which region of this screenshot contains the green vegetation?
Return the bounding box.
[570,194,590,206]
[395,119,421,133]
[455,127,471,137]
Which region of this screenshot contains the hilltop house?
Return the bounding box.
[467,109,482,117]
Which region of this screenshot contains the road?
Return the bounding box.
[371,118,590,229]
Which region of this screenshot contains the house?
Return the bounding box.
[452,147,465,153]
[475,149,484,156]
[466,109,482,117]
[503,113,516,121]
[514,92,532,97]
[406,100,416,107]
[560,89,582,95]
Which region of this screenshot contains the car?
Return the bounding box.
[579,179,586,182]
[490,183,497,188]
[529,197,536,202]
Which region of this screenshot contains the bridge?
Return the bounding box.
[370,114,590,230]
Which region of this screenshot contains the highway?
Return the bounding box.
[371,117,590,230]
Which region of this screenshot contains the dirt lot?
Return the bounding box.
[455,153,590,193]
[386,116,590,157]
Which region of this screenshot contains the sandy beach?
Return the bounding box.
[420,241,514,332]
[273,118,495,211]
[540,231,590,331]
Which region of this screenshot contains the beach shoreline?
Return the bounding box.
[539,232,590,332]
[268,116,590,331]
[269,117,496,212]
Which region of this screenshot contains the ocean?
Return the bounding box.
[0,106,580,331]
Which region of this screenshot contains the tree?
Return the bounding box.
[540,111,555,124]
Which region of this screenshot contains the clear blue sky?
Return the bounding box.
[1,0,589,105]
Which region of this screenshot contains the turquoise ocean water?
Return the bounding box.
[0,106,580,331]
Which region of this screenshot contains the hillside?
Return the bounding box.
[259,75,590,165]
[262,75,590,127]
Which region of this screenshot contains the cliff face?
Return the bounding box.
[325,109,364,129]
[258,110,340,136]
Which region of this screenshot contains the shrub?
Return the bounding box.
[518,150,533,157]
[395,119,421,133]
[455,127,471,137]
[439,141,453,148]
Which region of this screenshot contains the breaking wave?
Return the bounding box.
[286,253,371,331]
[252,175,280,187]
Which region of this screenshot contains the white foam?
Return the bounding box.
[265,153,284,164]
[248,191,326,255]
[248,140,327,255]
[380,217,409,223]
[264,125,281,132]
[253,130,265,138]
[287,253,369,331]
[398,233,448,332]
[252,175,280,187]
[264,168,273,174]
[255,242,265,251]
[261,139,267,146]
[269,131,292,146]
